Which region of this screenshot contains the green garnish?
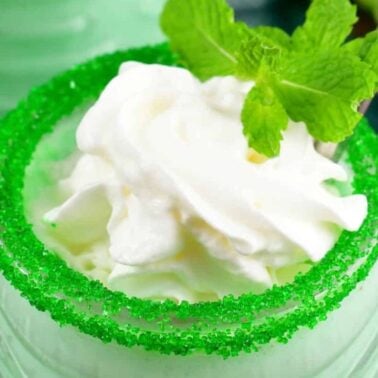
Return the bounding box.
[161,0,378,157]
[344,30,378,90]
[160,0,249,80]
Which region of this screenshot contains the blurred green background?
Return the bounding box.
[0,0,165,115]
[0,0,376,128]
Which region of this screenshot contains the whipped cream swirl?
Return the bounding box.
[44,62,367,302]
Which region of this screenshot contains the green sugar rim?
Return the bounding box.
[0,43,377,358]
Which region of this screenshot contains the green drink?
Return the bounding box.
[0,0,377,376]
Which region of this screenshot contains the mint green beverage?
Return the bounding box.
[0,0,377,375]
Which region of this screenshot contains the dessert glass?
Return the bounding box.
[0,44,377,378]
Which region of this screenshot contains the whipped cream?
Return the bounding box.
[44,62,367,302]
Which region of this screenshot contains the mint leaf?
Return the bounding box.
[273,51,376,141]
[236,34,281,79]
[344,30,378,89]
[253,26,291,49]
[242,85,288,157]
[292,0,357,50]
[160,0,249,80]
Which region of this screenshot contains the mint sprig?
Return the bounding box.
[161,0,378,157]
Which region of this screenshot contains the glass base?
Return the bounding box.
[0,263,377,378]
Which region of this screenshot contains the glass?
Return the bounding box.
[0,46,377,377]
